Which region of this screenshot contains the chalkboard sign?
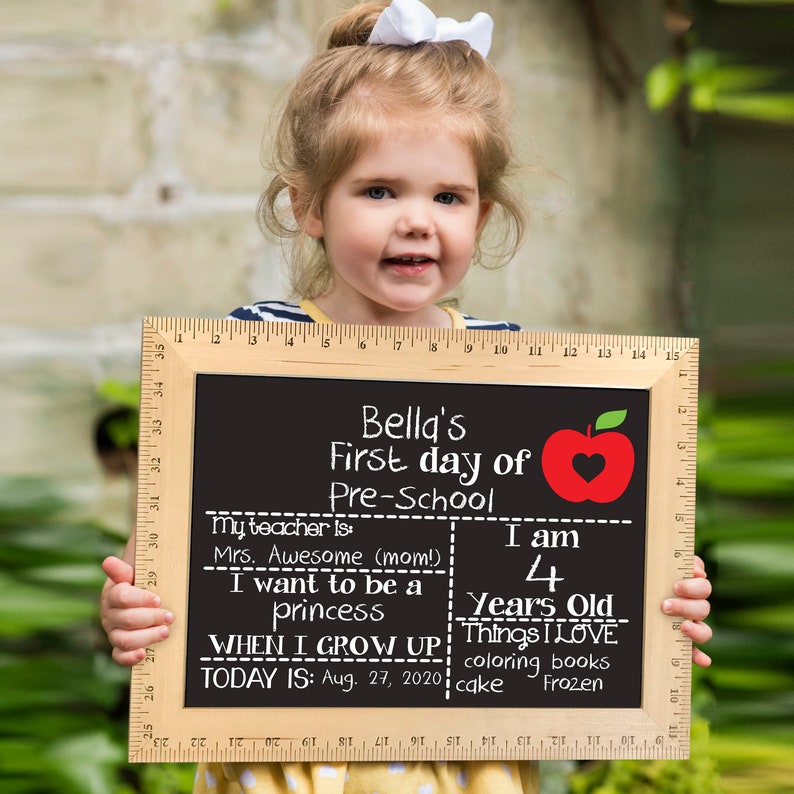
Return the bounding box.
[130,319,698,764]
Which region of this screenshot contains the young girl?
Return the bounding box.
[101,2,713,792]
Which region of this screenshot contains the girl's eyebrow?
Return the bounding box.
[440,184,478,196]
[349,177,477,195]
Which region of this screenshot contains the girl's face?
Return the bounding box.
[305,126,492,327]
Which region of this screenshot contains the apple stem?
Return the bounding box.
[587,424,593,437]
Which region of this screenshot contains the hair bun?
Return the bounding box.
[325,1,388,49]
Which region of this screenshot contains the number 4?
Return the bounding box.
[525,554,563,593]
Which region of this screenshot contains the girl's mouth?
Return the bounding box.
[384,255,434,275]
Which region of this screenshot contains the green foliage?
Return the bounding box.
[97,381,141,449]
[569,719,721,793]
[0,476,193,793]
[646,49,794,124]
[97,380,141,410]
[696,370,794,791]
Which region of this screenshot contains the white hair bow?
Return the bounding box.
[368,0,494,58]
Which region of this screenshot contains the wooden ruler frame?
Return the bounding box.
[130,318,698,764]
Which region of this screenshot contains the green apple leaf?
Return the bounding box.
[595,409,627,432]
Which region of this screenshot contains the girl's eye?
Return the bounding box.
[436,192,461,205]
[366,186,392,200]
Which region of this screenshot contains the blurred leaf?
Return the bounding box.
[104,410,140,449]
[97,380,141,410]
[700,459,794,496]
[709,65,783,93]
[0,572,96,635]
[691,82,718,112]
[646,45,794,123]
[23,563,107,589]
[45,731,126,794]
[0,478,65,524]
[714,92,794,123]
[716,541,794,577]
[684,48,719,81]
[719,604,794,633]
[0,520,119,570]
[646,60,683,110]
[0,653,122,712]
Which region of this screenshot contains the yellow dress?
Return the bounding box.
[193,760,539,793]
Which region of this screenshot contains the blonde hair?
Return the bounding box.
[259,0,526,300]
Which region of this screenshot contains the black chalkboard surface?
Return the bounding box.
[129,319,698,764]
[185,375,648,709]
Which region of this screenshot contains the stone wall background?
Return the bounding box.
[1,0,682,520]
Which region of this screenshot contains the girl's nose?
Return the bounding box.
[396,200,434,237]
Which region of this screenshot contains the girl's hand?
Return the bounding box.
[100,555,174,667]
[661,554,713,668]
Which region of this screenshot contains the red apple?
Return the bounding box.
[541,409,635,503]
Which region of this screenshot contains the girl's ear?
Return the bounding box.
[476,200,494,236]
[289,187,323,239]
